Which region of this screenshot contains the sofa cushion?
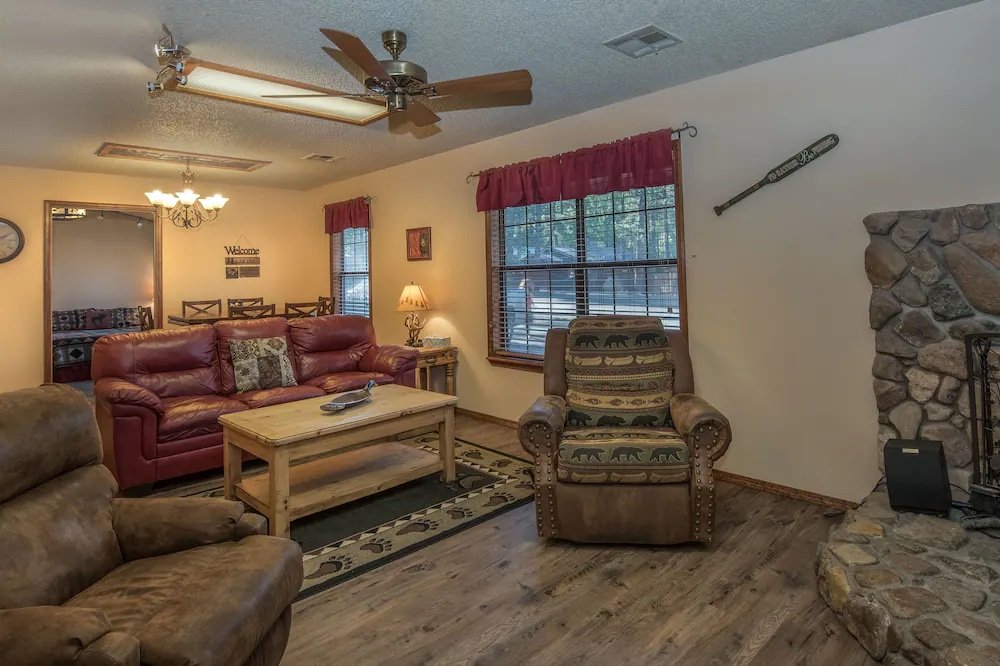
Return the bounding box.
[304,371,394,394]
[110,306,140,329]
[92,326,222,398]
[564,316,674,429]
[234,385,325,409]
[287,315,374,381]
[158,395,248,442]
[557,427,689,484]
[65,535,302,666]
[228,336,298,393]
[214,318,293,395]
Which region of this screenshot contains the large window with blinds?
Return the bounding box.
[330,227,371,317]
[487,184,684,365]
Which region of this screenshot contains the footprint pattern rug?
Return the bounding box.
[148,434,533,600]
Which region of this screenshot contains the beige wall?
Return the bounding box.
[0,165,328,393]
[310,2,1000,502]
[51,210,154,311]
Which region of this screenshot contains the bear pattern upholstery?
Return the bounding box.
[564,316,674,428]
[557,427,689,484]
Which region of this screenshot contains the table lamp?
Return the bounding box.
[397,282,430,347]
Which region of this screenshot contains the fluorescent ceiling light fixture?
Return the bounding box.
[177,59,387,125]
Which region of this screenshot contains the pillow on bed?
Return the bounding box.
[229,336,298,393]
[82,308,112,330]
[52,310,79,332]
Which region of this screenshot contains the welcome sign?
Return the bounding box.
[224,244,261,279]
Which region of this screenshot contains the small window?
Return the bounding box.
[330,227,371,317]
[487,184,684,367]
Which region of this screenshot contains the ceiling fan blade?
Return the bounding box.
[389,111,443,139]
[428,70,532,96]
[319,29,390,81]
[427,89,533,112]
[399,100,441,127]
[322,47,367,83]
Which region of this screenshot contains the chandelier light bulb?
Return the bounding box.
[159,193,179,209]
[176,188,200,206]
[144,190,164,205]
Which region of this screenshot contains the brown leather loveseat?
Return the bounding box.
[0,384,303,665]
[93,315,418,490]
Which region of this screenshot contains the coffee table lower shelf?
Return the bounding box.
[234,441,442,526]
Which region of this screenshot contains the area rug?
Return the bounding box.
[148,433,533,599]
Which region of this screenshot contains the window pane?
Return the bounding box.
[551,200,576,220]
[526,222,550,265]
[504,224,527,265]
[526,203,550,223]
[613,211,647,261]
[584,215,613,262]
[583,193,613,216]
[503,206,525,226]
[647,185,675,209]
[551,219,576,263]
[613,188,645,213]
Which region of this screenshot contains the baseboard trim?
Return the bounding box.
[455,408,517,429]
[715,470,856,511]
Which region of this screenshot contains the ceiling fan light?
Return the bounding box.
[176,188,200,206]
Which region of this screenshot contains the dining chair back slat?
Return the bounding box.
[227,297,264,315]
[284,301,324,319]
[181,299,222,318]
[229,304,277,320]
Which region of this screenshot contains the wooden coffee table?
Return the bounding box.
[219,384,458,538]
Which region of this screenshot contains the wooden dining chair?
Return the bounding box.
[318,296,335,315]
[229,304,276,319]
[181,299,222,318]
[138,306,154,331]
[284,301,324,319]
[227,297,264,315]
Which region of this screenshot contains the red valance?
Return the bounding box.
[475,129,675,212]
[324,196,370,234]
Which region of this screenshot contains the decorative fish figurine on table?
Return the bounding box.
[320,380,378,412]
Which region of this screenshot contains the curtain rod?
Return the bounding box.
[464,122,697,183]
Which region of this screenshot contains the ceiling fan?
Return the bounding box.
[263,29,533,130]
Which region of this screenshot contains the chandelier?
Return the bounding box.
[144,161,228,229]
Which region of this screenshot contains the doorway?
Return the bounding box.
[43,201,162,389]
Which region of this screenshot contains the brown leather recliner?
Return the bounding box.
[518,316,732,545]
[0,384,303,665]
[93,314,418,490]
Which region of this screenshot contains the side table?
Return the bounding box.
[415,346,458,395]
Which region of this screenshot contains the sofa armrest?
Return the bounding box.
[670,393,732,460]
[94,378,163,414]
[0,606,134,665]
[112,497,255,560]
[359,344,419,376]
[518,395,566,457]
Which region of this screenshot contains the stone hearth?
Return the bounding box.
[817,492,1000,664]
[865,203,1000,493]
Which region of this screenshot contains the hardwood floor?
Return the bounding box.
[285,415,874,665]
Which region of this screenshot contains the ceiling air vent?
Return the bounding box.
[603,25,681,58]
[302,153,343,163]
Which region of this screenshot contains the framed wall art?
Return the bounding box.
[406,226,431,261]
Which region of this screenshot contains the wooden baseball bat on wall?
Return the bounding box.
[714,134,840,216]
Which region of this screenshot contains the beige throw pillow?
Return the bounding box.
[229,336,297,393]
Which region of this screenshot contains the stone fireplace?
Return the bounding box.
[864,202,1000,494]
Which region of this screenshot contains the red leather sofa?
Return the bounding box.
[92,315,417,490]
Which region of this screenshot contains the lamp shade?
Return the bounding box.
[397,283,430,312]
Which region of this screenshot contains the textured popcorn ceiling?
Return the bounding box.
[0,0,977,190]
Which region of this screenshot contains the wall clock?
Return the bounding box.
[0,218,24,263]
